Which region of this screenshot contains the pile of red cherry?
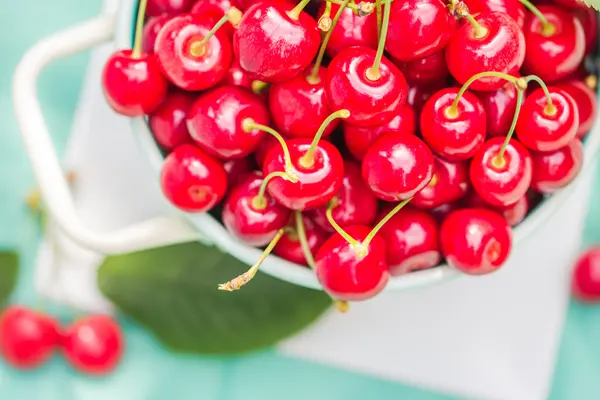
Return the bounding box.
[0,306,123,374]
[101,0,598,304]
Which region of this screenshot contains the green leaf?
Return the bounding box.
[582,0,600,10]
[0,251,19,304]
[97,242,331,355]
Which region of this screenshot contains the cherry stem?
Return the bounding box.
[464,14,488,39]
[375,0,382,37]
[367,0,391,80]
[318,1,332,31]
[326,0,360,11]
[289,0,312,20]
[496,88,524,162]
[251,80,269,94]
[252,171,290,210]
[519,0,554,35]
[308,0,350,84]
[363,198,411,248]
[218,229,286,291]
[525,74,556,116]
[196,7,242,48]
[446,71,518,118]
[326,199,364,254]
[131,0,149,58]
[242,119,299,182]
[299,109,350,168]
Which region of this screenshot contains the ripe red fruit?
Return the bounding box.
[464,190,529,227]
[0,306,59,369]
[149,91,195,152]
[142,15,171,54]
[572,8,598,55]
[462,0,525,27]
[62,315,124,375]
[476,79,519,138]
[441,208,512,275]
[191,0,237,38]
[315,225,389,301]
[412,156,470,209]
[147,0,195,16]
[394,51,449,85]
[222,58,253,89]
[273,216,328,266]
[223,157,254,189]
[160,144,228,212]
[555,80,597,138]
[571,247,600,303]
[530,138,583,194]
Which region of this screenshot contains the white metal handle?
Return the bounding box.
[13,14,200,255]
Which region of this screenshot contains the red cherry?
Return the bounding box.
[470,137,533,207]
[62,315,123,375]
[362,133,434,201]
[522,6,585,83]
[572,8,598,54]
[464,190,529,226]
[571,247,600,303]
[407,80,447,115]
[462,0,525,27]
[101,50,168,117]
[343,103,416,161]
[147,0,195,16]
[309,160,378,233]
[326,46,408,127]
[254,134,279,167]
[234,0,294,10]
[222,172,292,246]
[440,208,512,275]
[385,0,455,62]
[187,86,269,159]
[0,306,59,369]
[223,157,254,188]
[516,87,579,152]
[420,87,486,160]
[316,2,378,58]
[269,66,337,139]
[476,78,519,137]
[377,205,441,274]
[273,216,328,266]
[222,58,253,89]
[412,156,470,209]
[149,91,195,152]
[429,200,462,222]
[530,138,583,193]
[233,2,320,82]
[555,80,597,138]
[315,225,389,301]
[394,51,449,85]
[142,15,172,54]
[160,144,228,212]
[190,0,237,38]
[552,0,587,10]
[446,12,525,91]
[263,139,344,210]
[155,14,232,91]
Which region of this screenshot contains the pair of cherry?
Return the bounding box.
[0,306,123,375]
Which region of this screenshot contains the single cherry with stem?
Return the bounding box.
[530,138,583,194]
[102,0,168,116]
[149,91,195,152]
[555,80,596,139]
[160,144,228,212]
[222,172,292,246]
[571,247,600,303]
[412,156,470,209]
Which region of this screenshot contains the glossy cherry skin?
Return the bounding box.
[263,139,344,210]
[362,133,434,201]
[155,14,232,91]
[470,137,533,207]
[429,200,462,223]
[191,0,236,38]
[573,8,598,55]
[233,2,320,82]
[273,216,328,266]
[187,86,269,159]
[522,6,585,83]
[441,208,512,275]
[412,156,469,209]
[464,190,528,226]
[160,144,228,212]
[530,138,583,193]
[462,0,525,27]
[407,80,447,115]
[102,50,168,117]
[326,46,408,127]
[446,12,525,91]
[149,91,195,152]
[223,157,254,188]
[571,247,600,303]
[222,58,253,89]
[222,172,292,246]
[385,0,455,62]
[516,87,579,152]
[556,80,597,138]
[0,306,59,369]
[254,134,279,167]
[234,0,295,10]
[309,160,378,233]
[394,51,449,85]
[420,88,486,161]
[315,225,389,301]
[142,15,172,54]
[476,79,519,137]
[147,0,195,16]
[343,104,416,161]
[269,66,337,139]
[316,2,378,58]
[61,315,124,375]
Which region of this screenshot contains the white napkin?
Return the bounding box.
[33,1,593,399]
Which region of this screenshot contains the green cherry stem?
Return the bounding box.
[495,88,524,162]
[299,109,350,168]
[131,0,149,58]
[464,14,488,39]
[318,0,333,31]
[375,0,382,37]
[308,0,350,84]
[251,171,292,210]
[525,74,557,116]
[193,7,242,51]
[362,198,411,248]
[288,0,312,19]
[366,0,391,80]
[519,0,555,36]
[445,71,519,118]
[326,199,364,253]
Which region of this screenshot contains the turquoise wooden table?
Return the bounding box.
[2,1,600,399]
